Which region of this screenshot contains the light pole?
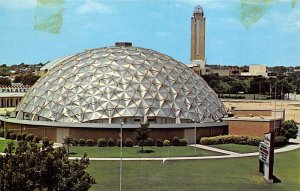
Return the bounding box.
[192,119,196,156]
[120,121,124,191]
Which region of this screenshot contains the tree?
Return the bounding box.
[63,136,73,154]
[0,141,95,191]
[230,80,247,94]
[13,75,23,83]
[21,74,40,85]
[278,120,299,140]
[135,121,151,152]
[0,77,11,86]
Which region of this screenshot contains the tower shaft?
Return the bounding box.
[191,6,206,62]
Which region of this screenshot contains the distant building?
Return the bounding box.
[206,68,230,76]
[0,85,29,108]
[240,64,268,77]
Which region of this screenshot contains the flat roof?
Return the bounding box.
[222,116,282,122]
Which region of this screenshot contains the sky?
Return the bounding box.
[0,0,300,67]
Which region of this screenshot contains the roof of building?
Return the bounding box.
[194,5,203,14]
[16,45,227,123]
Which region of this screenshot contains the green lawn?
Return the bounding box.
[209,144,259,153]
[87,149,300,191]
[68,146,223,158]
[0,139,17,152]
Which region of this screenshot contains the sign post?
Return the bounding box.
[259,132,275,183]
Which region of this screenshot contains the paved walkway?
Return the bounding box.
[189,144,239,155]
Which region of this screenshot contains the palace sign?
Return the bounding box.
[0,86,29,93]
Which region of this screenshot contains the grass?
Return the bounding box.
[86,148,300,191]
[68,146,223,158]
[209,144,259,153]
[0,139,17,152]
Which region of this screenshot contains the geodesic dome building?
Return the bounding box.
[15,43,227,124]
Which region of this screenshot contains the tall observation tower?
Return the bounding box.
[190,5,206,74]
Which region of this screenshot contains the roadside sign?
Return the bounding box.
[259,132,275,184]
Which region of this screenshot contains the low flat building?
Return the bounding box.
[240,64,268,77]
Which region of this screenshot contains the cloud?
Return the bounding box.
[0,0,36,9]
[78,0,113,14]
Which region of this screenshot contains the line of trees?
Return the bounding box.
[202,74,298,99]
[0,74,40,86]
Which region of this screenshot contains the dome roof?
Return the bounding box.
[15,45,226,123]
[194,5,203,14]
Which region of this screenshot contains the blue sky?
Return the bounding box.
[0,0,300,66]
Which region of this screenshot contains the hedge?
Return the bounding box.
[274,136,288,147]
[179,139,187,146]
[33,136,40,144]
[86,139,95,147]
[107,138,115,147]
[163,139,170,146]
[42,137,49,145]
[25,134,35,142]
[9,133,17,140]
[200,135,263,146]
[117,139,122,147]
[79,138,86,146]
[97,138,107,147]
[172,136,180,146]
[125,138,134,147]
[156,139,163,147]
[72,138,78,146]
[16,133,22,141]
[145,138,155,146]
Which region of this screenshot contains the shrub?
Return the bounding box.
[179,139,187,146]
[63,136,73,146]
[0,130,4,137]
[107,138,115,147]
[5,131,11,139]
[22,133,28,141]
[86,139,95,147]
[42,137,49,145]
[16,133,22,141]
[247,136,262,146]
[279,120,299,140]
[156,139,163,147]
[97,138,107,147]
[163,139,170,146]
[71,138,78,146]
[200,135,263,146]
[172,136,180,146]
[25,134,35,142]
[9,133,17,140]
[117,139,123,147]
[33,136,40,144]
[146,138,155,146]
[275,136,288,147]
[78,138,86,146]
[125,138,134,147]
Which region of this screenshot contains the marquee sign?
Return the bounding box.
[259,142,270,165]
[259,132,275,183]
[0,86,29,93]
